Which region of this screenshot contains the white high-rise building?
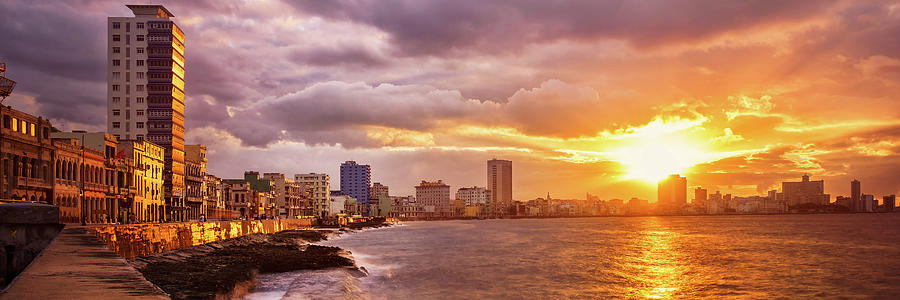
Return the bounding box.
[108,4,187,221]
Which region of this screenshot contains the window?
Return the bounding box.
[113,35,120,42]
[136,85,144,92]
[29,124,35,136]
[11,118,17,132]
[113,97,121,103]
[20,121,26,134]
[136,60,144,66]
[136,72,144,79]
[112,60,121,66]
[136,35,145,41]
[137,48,144,54]
[112,109,120,116]
[136,110,144,116]
[136,134,144,141]
[136,22,144,29]
[136,97,144,103]
[112,72,120,79]
[113,47,121,54]
[112,122,121,129]
[114,134,120,140]
[136,122,144,129]
[112,85,120,91]
[113,22,120,29]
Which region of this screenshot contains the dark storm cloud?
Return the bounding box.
[288,0,836,56]
[290,45,388,68]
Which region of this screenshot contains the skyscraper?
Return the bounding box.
[851,179,861,212]
[694,187,707,206]
[108,5,186,221]
[487,159,512,216]
[658,174,687,211]
[340,161,371,205]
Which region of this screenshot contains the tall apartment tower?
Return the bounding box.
[851,179,861,212]
[487,159,512,216]
[340,161,371,205]
[108,5,187,221]
[658,174,687,211]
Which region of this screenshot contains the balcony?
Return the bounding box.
[17,177,51,189]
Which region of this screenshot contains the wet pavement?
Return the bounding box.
[1,226,169,299]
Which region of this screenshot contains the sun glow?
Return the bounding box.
[611,136,711,183]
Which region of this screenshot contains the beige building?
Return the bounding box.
[1,106,54,203]
[487,159,512,216]
[184,144,206,220]
[118,139,165,222]
[370,182,389,200]
[108,5,187,221]
[416,180,451,217]
[295,173,330,217]
[782,174,829,206]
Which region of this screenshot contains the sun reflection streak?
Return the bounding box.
[629,218,688,299]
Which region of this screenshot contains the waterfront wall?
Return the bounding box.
[0,203,63,290]
[90,218,315,259]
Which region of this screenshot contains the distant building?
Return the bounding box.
[340,161,371,205]
[370,182,389,200]
[295,173,331,217]
[416,180,451,217]
[862,194,875,212]
[487,159,512,216]
[456,186,491,217]
[883,195,895,212]
[782,175,829,207]
[851,179,862,212]
[693,187,707,206]
[658,174,687,211]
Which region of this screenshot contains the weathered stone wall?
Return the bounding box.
[0,203,63,290]
[90,218,315,258]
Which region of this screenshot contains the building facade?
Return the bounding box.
[416,180,451,217]
[108,4,187,222]
[658,174,687,211]
[782,175,828,207]
[184,144,206,220]
[487,159,512,216]
[1,106,54,203]
[295,173,330,217]
[340,161,371,205]
[118,139,165,223]
[370,182,389,201]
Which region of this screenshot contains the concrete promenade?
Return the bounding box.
[1,227,169,300]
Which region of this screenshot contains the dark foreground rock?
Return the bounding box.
[129,230,354,300]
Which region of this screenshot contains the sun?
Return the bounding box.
[611,137,711,183]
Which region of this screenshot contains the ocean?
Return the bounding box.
[244,214,900,299]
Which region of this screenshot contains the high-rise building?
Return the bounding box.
[693,187,707,206]
[884,195,896,212]
[782,175,829,207]
[487,159,512,216]
[340,161,371,205]
[370,182,389,200]
[108,5,187,221]
[862,194,875,212]
[851,179,861,212]
[658,174,687,211]
[295,173,331,217]
[416,180,451,217]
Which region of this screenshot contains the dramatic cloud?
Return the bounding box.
[1,0,899,199]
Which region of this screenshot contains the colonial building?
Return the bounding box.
[203,174,230,220]
[184,144,206,220]
[50,138,83,223]
[223,179,252,219]
[118,139,165,222]
[1,105,54,203]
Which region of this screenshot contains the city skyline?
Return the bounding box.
[1,1,899,200]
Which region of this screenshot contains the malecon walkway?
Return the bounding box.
[1,226,169,299]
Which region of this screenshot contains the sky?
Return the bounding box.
[1,0,899,201]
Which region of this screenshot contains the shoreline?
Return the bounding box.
[395,210,899,222]
[129,221,390,300]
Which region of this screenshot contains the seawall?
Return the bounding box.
[91,218,315,258]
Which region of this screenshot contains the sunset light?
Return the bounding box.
[1,1,899,299]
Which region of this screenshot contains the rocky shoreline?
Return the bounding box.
[129,223,387,300]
